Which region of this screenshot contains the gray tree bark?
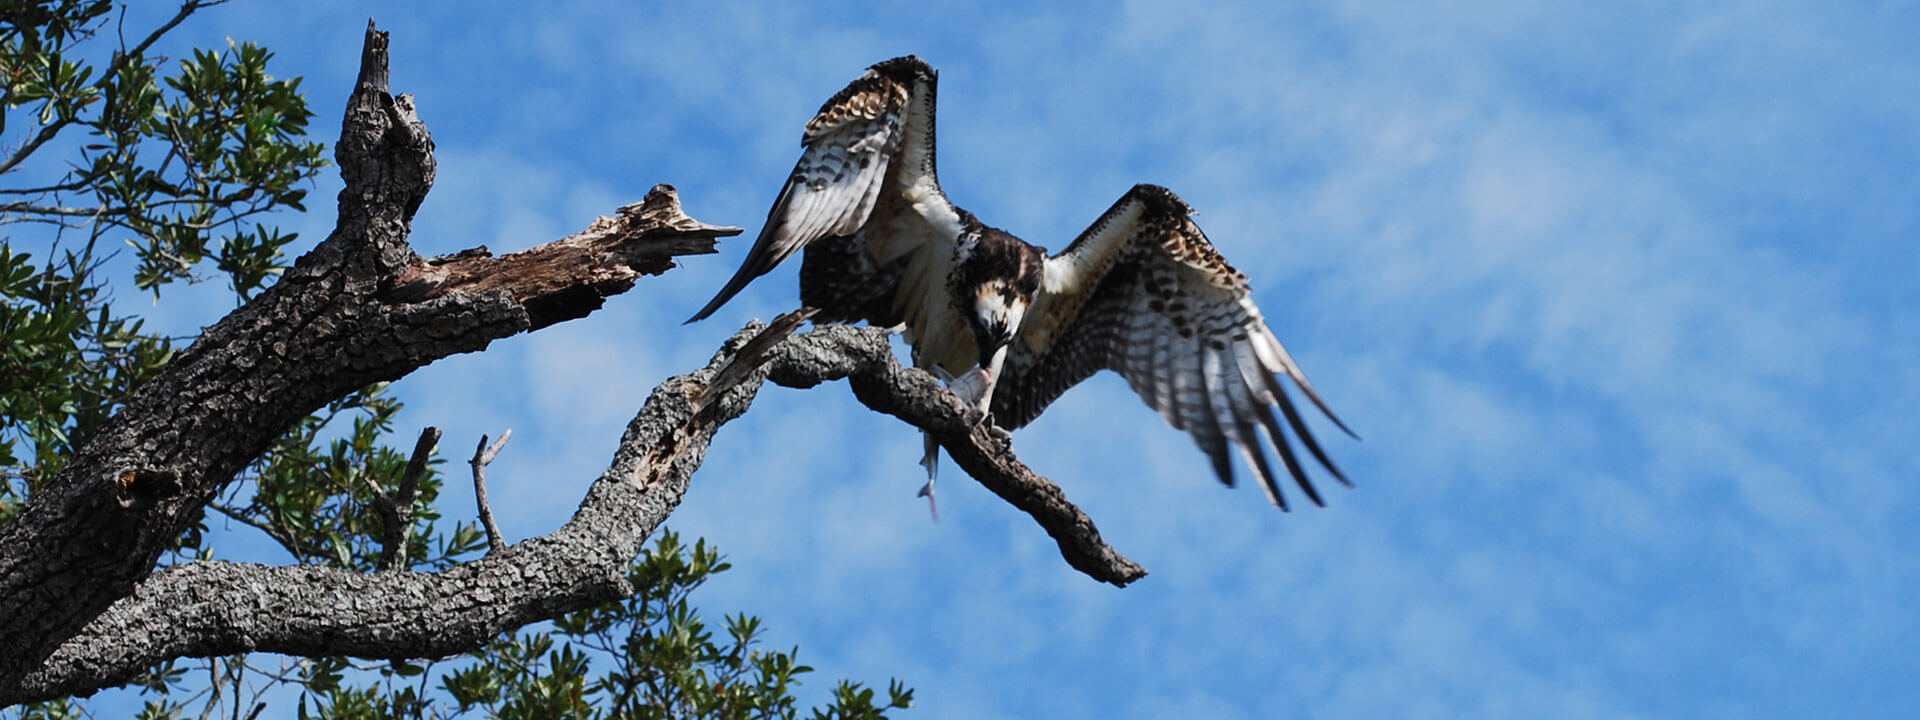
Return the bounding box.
[0,21,1142,706]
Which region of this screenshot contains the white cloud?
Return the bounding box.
[61,1,1920,717]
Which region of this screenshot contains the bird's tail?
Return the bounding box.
[685,247,780,324]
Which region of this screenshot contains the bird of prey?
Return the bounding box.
[688,56,1354,512]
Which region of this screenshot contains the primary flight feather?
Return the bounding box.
[689,56,1354,511]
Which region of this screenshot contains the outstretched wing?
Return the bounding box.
[686,57,932,323]
[997,184,1356,510]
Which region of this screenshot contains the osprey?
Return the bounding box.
[688,56,1354,511]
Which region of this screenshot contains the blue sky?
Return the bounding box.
[49,1,1920,717]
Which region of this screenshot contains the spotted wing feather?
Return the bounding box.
[686,59,922,323]
[997,184,1354,510]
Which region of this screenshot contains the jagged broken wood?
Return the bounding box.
[2,317,1146,703]
[0,18,1143,708]
[0,21,738,701]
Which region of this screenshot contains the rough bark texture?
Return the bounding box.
[6,318,1144,702]
[762,327,1146,586]
[0,23,738,699]
[0,21,1145,707]
[6,324,772,702]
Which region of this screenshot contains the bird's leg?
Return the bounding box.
[948,346,1012,440]
[977,344,1009,417]
[975,346,1013,442]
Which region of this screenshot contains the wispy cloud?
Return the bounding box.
[74,0,1920,717]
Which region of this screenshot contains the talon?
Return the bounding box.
[988,424,1012,442]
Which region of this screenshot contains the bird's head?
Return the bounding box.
[953,225,1044,376]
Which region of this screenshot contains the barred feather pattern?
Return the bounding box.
[686,57,928,324]
[995,185,1351,510]
[689,57,1353,512]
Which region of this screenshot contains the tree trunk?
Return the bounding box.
[0,21,1141,706]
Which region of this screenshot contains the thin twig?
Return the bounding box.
[397,428,437,509]
[0,215,90,228]
[374,427,440,572]
[0,202,108,217]
[0,179,91,195]
[0,0,219,175]
[208,502,326,561]
[470,430,511,554]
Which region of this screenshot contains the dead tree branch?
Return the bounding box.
[0,20,1142,707]
[4,316,1143,703]
[470,430,512,554]
[373,427,441,572]
[4,323,777,702]
[0,21,738,692]
[760,325,1147,587]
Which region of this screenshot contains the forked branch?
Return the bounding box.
[0,18,1144,707]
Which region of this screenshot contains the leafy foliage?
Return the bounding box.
[2,0,321,521]
[209,384,489,571]
[101,533,912,720]
[2,2,914,718]
[0,242,176,522]
[435,531,915,720]
[2,0,325,299]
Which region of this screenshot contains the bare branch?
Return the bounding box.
[469,430,512,555]
[373,427,441,572]
[397,429,438,508]
[0,17,1139,706]
[0,215,90,229]
[0,21,739,686]
[385,184,733,330]
[0,203,107,217]
[5,322,778,702]
[476,432,512,465]
[4,316,1145,702]
[760,325,1148,587]
[695,312,1141,585]
[0,179,92,195]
